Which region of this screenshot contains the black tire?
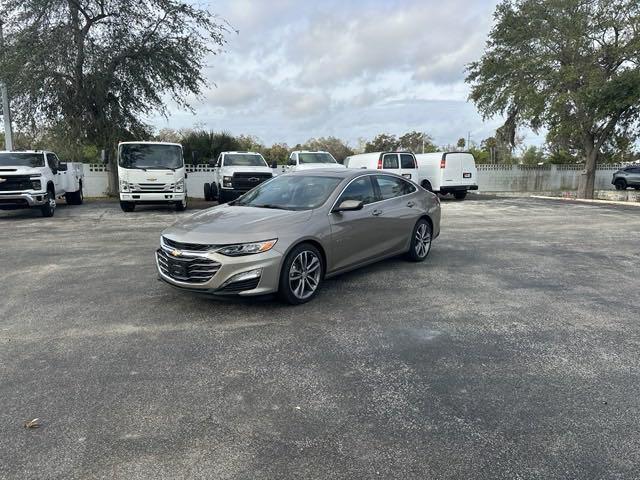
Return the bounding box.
[421,180,433,192]
[120,201,135,212]
[175,197,187,212]
[41,188,56,217]
[614,179,627,190]
[278,243,324,305]
[204,183,212,201]
[210,183,219,201]
[406,218,432,262]
[453,191,467,200]
[65,182,84,205]
[218,187,231,204]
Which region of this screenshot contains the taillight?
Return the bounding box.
[377,156,383,169]
[440,157,446,169]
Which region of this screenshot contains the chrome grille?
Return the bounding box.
[131,183,173,193]
[156,249,221,284]
[162,236,215,252]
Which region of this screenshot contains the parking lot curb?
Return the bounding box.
[531,195,640,207]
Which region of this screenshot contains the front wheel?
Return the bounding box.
[41,190,56,217]
[278,243,324,305]
[175,197,187,212]
[614,179,627,190]
[406,219,432,262]
[120,201,135,212]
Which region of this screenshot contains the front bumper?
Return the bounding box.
[120,192,186,203]
[0,191,48,209]
[155,246,283,296]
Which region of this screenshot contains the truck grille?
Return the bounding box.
[131,183,173,193]
[156,249,221,284]
[0,175,32,192]
[232,173,272,192]
[162,236,215,252]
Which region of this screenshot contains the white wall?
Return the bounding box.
[83,163,626,198]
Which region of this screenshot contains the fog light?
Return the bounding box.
[227,268,262,283]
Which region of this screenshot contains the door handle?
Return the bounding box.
[407,201,415,207]
[372,209,383,216]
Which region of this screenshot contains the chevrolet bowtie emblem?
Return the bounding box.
[249,177,260,182]
[0,178,6,183]
[170,249,182,257]
[147,178,157,181]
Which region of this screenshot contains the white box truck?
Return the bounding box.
[415,152,478,200]
[118,142,187,212]
[0,150,84,217]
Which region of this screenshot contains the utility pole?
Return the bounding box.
[0,20,14,151]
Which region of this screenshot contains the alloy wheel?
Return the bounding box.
[289,250,321,300]
[415,223,431,258]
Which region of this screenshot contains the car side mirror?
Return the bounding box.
[333,199,364,213]
[270,161,278,169]
[288,159,296,166]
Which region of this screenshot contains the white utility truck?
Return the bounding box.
[286,151,346,171]
[415,152,478,200]
[0,150,84,217]
[118,142,187,212]
[204,151,274,203]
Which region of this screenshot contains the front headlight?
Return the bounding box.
[120,179,130,192]
[223,176,233,188]
[31,179,42,190]
[175,179,184,192]
[216,239,277,257]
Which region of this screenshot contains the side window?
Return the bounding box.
[338,176,377,205]
[375,175,416,200]
[382,154,399,169]
[47,153,59,170]
[400,154,416,169]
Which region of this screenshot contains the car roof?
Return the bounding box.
[286,168,408,180]
[0,150,48,153]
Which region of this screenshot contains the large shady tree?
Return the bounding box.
[0,0,228,155]
[466,0,640,198]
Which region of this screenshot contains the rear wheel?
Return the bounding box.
[614,179,627,190]
[41,189,56,217]
[65,182,84,205]
[421,180,433,192]
[406,219,432,262]
[453,191,467,200]
[120,201,135,212]
[204,183,212,201]
[278,243,324,305]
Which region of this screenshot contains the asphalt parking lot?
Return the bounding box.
[1,196,639,479]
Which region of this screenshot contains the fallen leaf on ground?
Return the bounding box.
[24,418,41,429]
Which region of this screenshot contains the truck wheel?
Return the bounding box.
[218,187,230,204]
[204,183,212,201]
[211,183,219,201]
[120,201,135,212]
[453,191,467,200]
[421,180,433,192]
[41,189,56,217]
[176,197,187,212]
[65,183,84,205]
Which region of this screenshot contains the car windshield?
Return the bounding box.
[0,152,45,168]
[224,154,268,167]
[298,153,337,164]
[119,144,183,170]
[233,175,342,210]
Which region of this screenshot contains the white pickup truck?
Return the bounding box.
[0,150,84,217]
[204,151,274,203]
[286,151,346,171]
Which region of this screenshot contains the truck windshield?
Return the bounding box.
[298,153,337,164]
[224,154,268,167]
[119,144,183,170]
[0,152,45,168]
[233,175,341,210]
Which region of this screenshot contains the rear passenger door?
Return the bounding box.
[372,175,420,253]
[398,153,417,181]
[629,167,640,186]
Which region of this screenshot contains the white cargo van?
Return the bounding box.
[415,152,478,200]
[344,151,418,181]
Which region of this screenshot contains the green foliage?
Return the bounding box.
[262,143,290,165]
[398,131,437,153]
[364,133,399,153]
[300,137,354,162]
[456,138,466,149]
[467,0,640,195]
[468,146,490,164]
[519,146,546,165]
[180,131,241,164]
[0,0,228,151]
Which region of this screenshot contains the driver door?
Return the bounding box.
[46,152,64,194]
[328,175,383,273]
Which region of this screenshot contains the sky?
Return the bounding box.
[152,0,540,149]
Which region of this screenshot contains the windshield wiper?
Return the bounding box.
[253,204,290,210]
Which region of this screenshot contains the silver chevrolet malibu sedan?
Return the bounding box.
[157,169,441,304]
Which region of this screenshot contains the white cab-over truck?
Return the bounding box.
[118,142,187,212]
[286,151,346,171]
[0,151,84,217]
[204,151,274,204]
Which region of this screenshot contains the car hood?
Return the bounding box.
[162,204,312,245]
[220,166,273,175]
[0,166,44,176]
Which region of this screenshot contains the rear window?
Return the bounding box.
[400,154,416,169]
[382,154,398,169]
[0,152,45,168]
[375,175,416,199]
